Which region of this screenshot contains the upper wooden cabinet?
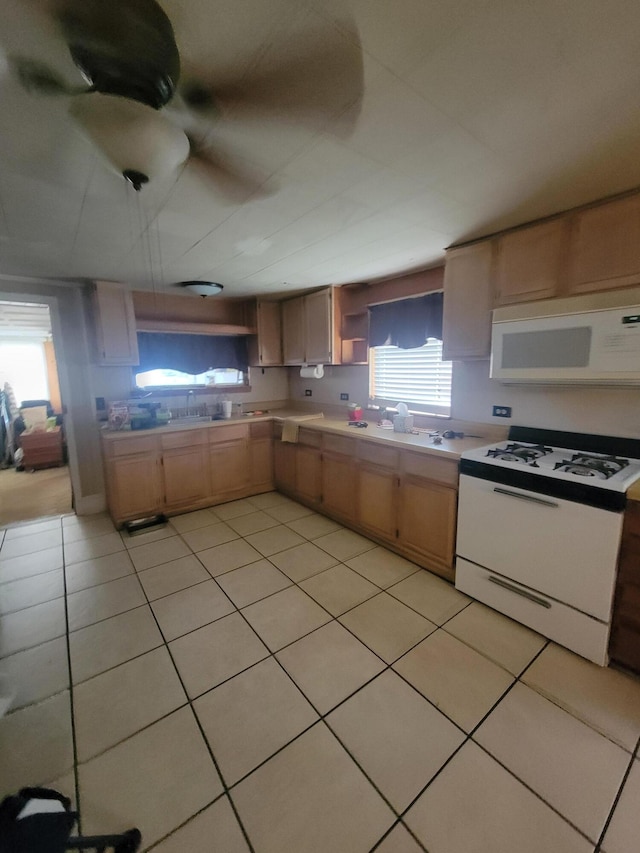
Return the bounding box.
[282,287,339,365]
[93,281,139,366]
[567,193,640,294]
[442,242,494,360]
[494,218,567,306]
[248,299,283,366]
[304,288,333,364]
[281,296,306,364]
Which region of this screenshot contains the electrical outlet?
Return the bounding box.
[305,389,312,397]
[492,405,512,418]
[340,393,349,401]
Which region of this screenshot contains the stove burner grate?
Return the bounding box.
[554,452,629,481]
[485,443,553,464]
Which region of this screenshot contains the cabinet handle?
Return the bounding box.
[493,487,558,508]
[488,575,552,608]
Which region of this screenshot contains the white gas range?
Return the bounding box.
[455,427,640,665]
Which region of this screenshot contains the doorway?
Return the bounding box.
[0,300,73,525]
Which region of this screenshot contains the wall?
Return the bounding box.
[288,356,640,439]
[452,359,640,439]
[288,364,370,413]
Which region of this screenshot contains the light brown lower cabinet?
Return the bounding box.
[397,475,457,578]
[105,448,164,522]
[273,429,458,581]
[322,441,358,521]
[357,461,398,540]
[102,423,273,526]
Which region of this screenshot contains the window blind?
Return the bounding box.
[370,340,452,416]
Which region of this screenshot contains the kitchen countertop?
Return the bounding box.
[100,409,498,460]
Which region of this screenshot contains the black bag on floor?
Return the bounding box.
[0,787,76,853]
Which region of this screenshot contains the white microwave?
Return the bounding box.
[490,287,640,385]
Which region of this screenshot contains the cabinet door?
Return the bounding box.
[107,453,163,521]
[93,281,140,366]
[568,194,640,293]
[256,300,283,365]
[322,452,357,521]
[282,297,306,364]
[162,445,210,509]
[250,439,273,490]
[397,475,457,580]
[304,289,332,364]
[357,461,397,540]
[495,219,566,305]
[274,440,297,493]
[209,439,250,498]
[295,445,322,503]
[442,241,495,360]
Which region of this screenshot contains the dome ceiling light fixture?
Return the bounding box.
[178,281,224,297]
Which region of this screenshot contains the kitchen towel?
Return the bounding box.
[281,413,324,443]
[299,365,324,379]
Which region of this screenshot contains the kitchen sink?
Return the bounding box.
[170,415,213,424]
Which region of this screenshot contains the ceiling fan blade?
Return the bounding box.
[9,55,91,95]
[180,23,363,137]
[186,134,273,203]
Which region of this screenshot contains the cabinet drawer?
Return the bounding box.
[323,434,355,456]
[358,442,398,469]
[161,429,207,449]
[400,451,458,486]
[209,424,248,443]
[298,428,322,448]
[250,421,273,440]
[109,436,159,457]
[456,558,609,666]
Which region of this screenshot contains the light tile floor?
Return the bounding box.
[1,494,640,852]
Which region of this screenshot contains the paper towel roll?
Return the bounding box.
[300,364,324,379]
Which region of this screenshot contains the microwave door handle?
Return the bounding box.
[492,486,559,509]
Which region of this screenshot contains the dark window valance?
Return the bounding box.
[368,292,443,349]
[137,333,249,374]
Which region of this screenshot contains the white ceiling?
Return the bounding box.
[1,0,640,297]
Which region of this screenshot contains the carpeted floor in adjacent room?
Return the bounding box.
[0,466,72,526]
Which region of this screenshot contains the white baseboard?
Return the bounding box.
[74,492,107,516]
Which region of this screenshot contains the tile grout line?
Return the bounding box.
[594,736,639,852]
[60,516,83,835]
[125,539,258,853]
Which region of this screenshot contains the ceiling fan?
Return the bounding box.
[8,0,364,196]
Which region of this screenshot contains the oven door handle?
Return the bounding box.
[488,575,552,608]
[492,486,559,509]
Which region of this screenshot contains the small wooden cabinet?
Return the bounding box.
[104,436,163,521]
[249,421,274,490]
[281,297,306,364]
[20,428,63,470]
[568,193,640,294]
[248,300,283,366]
[494,218,567,305]
[321,434,357,521]
[209,424,250,499]
[281,288,339,365]
[294,428,323,504]
[442,242,494,360]
[93,281,139,366]
[161,430,210,511]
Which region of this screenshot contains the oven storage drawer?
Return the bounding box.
[456,474,622,622]
[455,558,610,665]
